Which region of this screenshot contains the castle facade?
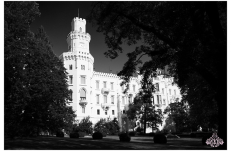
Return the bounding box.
[59,17,181,132]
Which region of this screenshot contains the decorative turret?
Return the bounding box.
[67,17,91,53]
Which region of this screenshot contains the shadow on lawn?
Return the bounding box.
[4,136,213,150]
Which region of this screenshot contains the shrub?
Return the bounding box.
[70,132,79,138]
[153,134,167,144]
[92,131,103,139]
[56,131,64,137]
[128,131,136,136]
[78,132,86,137]
[119,133,131,142]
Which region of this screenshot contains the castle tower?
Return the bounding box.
[59,17,94,119]
[67,17,91,53]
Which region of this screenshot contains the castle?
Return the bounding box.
[59,17,181,132]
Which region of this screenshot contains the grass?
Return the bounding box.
[4,135,214,150]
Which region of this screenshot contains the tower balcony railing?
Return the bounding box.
[79,97,88,106]
[101,88,110,95]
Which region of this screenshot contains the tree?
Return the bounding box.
[5,1,76,137]
[164,102,190,133]
[75,116,93,134]
[88,2,226,147]
[126,92,163,133]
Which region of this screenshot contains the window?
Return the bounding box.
[68,45,71,50]
[80,27,82,32]
[81,65,85,70]
[128,84,130,90]
[122,85,124,91]
[105,111,107,115]
[163,99,166,104]
[103,81,107,88]
[123,110,125,114]
[169,89,171,95]
[111,95,114,104]
[112,110,115,115]
[96,81,99,89]
[111,82,114,90]
[69,65,72,70]
[80,89,86,100]
[104,95,107,103]
[133,85,135,92]
[69,90,73,101]
[122,96,125,105]
[128,97,132,104]
[156,83,159,91]
[162,88,164,94]
[96,94,99,104]
[82,107,85,113]
[97,109,100,115]
[81,76,86,84]
[69,75,73,84]
[157,95,162,104]
[174,90,176,95]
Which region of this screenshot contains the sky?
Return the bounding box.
[30,1,137,74]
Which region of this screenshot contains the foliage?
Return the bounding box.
[128,131,136,136]
[164,102,190,133]
[4,1,76,138]
[94,118,120,135]
[119,133,131,142]
[69,132,79,138]
[153,134,167,144]
[88,2,227,146]
[56,131,64,137]
[73,116,93,135]
[126,93,163,132]
[92,132,103,139]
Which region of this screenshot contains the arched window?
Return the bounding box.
[79,27,82,32]
[80,89,86,100]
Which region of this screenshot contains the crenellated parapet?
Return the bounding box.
[93,71,119,79]
[60,52,94,64]
[93,71,139,82]
[72,17,86,23]
[67,31,91,42]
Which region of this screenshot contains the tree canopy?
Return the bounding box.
[5,1,76,137]
[88,1,227,147]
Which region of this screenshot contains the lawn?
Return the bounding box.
[5,135,214,150]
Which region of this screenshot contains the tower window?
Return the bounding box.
[81,65,85,70]
[103,81,107,88]
[96,81,99,89]
[97,109,100,115]
[112,110,115,115]
[81,76,86,84]
[104,95,107,104]
[69,75,73,84]
[96,94,99,104]
[111,82,114,90]
[82,107,85,113]
[111,95,114,104]
[69,65,72,70]
[69,90,73,101]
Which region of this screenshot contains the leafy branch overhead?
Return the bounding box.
[88,1,227,145]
